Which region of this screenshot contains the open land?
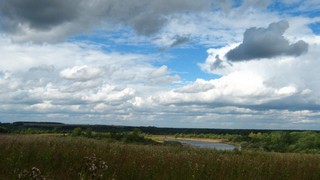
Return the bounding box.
[1,122,320,179]
[0,134,319,179]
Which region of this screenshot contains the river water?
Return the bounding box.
[167,138,239,151]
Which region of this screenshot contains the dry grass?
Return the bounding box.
[0,134,320,180]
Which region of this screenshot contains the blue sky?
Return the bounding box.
[0,0,320,129]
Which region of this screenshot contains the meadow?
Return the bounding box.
[1,134,320,180]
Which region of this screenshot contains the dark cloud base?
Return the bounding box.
[0,0,212,42]
[226,20,308,61]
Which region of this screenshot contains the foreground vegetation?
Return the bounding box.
[1,135,320,179]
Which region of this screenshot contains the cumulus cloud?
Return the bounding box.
[82,84,136,103]
[225,20,309,61]
[148,65,180,84]
[153,71,284,106]
[0,36,184,125]
[197,37,320,114]
[0,0,212,42]
[0,72,20,93]
[60,66,103,81]
[151,66,168,77]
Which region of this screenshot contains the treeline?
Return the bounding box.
[70,127,158,145]
[0,121,307,135]
[238,131,320,153]
[175,131,320,153]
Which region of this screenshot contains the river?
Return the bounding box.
[167,138,239,150]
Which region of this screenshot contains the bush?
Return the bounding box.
[72,127,82,137]
[0,126,8,134]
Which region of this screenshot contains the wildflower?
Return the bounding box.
[17,167,46,180]
[79,154,108,180]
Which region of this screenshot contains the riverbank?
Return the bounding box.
[149,135,239,150]
[175,137,228,143]
[148,135,228,143]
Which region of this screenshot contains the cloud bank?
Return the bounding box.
[1,1,320,129]
[0,0,212,42]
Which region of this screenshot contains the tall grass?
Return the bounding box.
[0,134,320,179]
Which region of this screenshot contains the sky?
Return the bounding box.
[0,0,320,130]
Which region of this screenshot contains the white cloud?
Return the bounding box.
[196,35,320,113]
[81,84,136,103]
[1,32,319,128]
[151,65,168,77]
[156,2,281,47]
[0,36,184,125]
[60,66,103,81]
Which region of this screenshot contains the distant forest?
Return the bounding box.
[0,121,313,135]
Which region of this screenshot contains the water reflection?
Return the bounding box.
[167,138,239,150]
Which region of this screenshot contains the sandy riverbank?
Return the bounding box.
[148,135,231,144]
[174,137,229,143]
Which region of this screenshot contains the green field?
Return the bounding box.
[1,134,320,180]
